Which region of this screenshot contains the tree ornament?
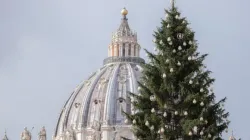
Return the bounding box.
[200,88,204,92]
[150,95,156,101]
[152,39,156,43]
[208,134,212,138]
[166,59,170,63]
[200,117,204,121]
[162,73,166,78]
[163,112,167,117]
[160,40,163,45]
[175,15,179,19]
[169,41,173,45]
[165,13,168,19]
[145,120,150,126]
[182,20,186,24]
[178,46,182,50]
[184,111,188,116]
[138,86,141,91]
[189,40,193,45]
[160,127,165,133]
[177,33,184,39]
[205,120,208,124]
[200,131,204,136]
[188,131,193,136]
[174,111,178,115]
[188,56,192,61]
[177,61,181,66]
[151,108,155,113]
[150,126,154,130]
[133,119,136,124]
[170,68,174,73]
[124,119,128,124]
[167,24,170,28]
[172,49,176,53]
[200,102,204,106]
[193,99,197,104]
[167,37,171,42]
[189,80,193,84]
[183,42,187,46]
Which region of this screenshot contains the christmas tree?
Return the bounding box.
[124,1,229,140]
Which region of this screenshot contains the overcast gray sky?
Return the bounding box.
[0,0,249,139]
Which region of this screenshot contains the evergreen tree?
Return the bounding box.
[125,1,229,140]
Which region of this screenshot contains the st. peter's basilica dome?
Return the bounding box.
[53,8,145,140]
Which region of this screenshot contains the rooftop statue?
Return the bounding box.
[38,126,46,140]
[20,127,31,140]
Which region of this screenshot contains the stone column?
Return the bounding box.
[125,43,129,57]
[114,45,117,56]
[131,44,134,57]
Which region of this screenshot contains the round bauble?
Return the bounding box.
[193,99,197,104]
[174,111,178,115]
[152,39,156,43]
[169,41,173,45]
[189,80,193,84]
[188,56,192,61]
[184,111,188,116]
[160,127,165,133]
[150,95,156,101]
[189,131,193,136]
[151,108,155,113]
[162,73,166,78]
[133,119,136,124]
[200,88,204,92]
[200,102,204,106]
[160,40,163,45]
[175,15,179,19]
[170,68,174,73]
[167,24,170,28]
[163,112,167,117]
[178,46,182,50]
[166,59,169,63]
[200,117,204,121]
[145,120,149,126]
[167,37,171,42]
[138,86,141,91]
[189,40,193,45]
[177,61,181,66]
[183,42,187,46]
[172,49,176,53]
[200,131,204,136]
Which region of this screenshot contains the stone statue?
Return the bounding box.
[38,126,46,140]
[20,127,31,140]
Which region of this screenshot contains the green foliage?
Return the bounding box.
[124,4,229,140]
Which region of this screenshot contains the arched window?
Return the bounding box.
[134,45,136,56]
[128,44,131,56]
[122,43,125,56]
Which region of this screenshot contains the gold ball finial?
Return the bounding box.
[121,8,128,16]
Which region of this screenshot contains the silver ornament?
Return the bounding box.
[170,68,174,73]
[178,46,182,50]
